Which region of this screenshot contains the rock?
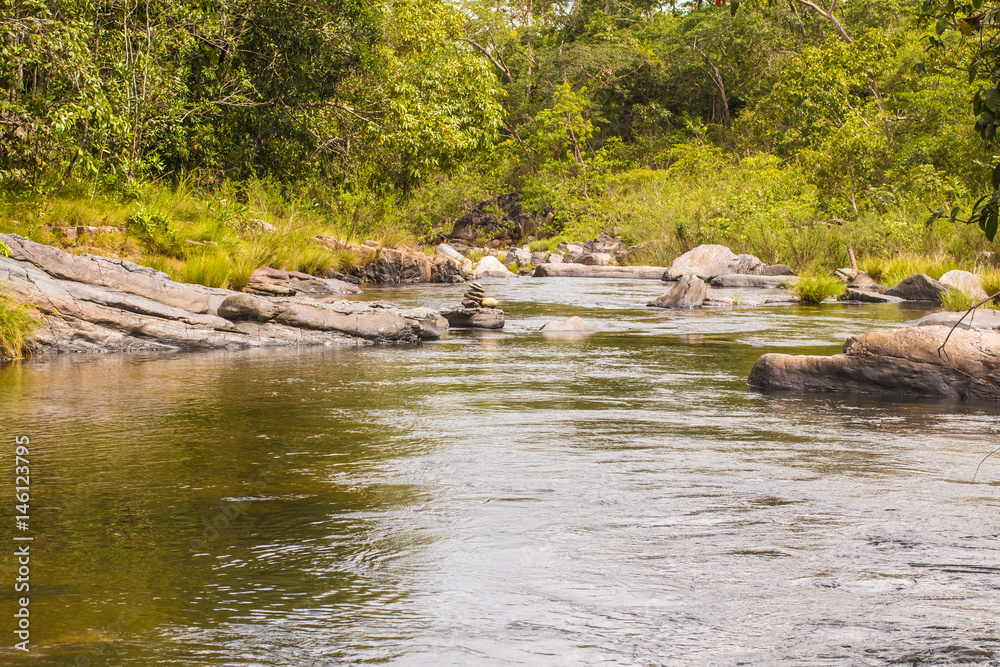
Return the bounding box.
[471,255,516,279]
[575,252,615,266]
[440,307,505,329]
[504,247,532,266]
[840,289,904,304]
[906,310,1000,330]
[530,251,547,266]
[532,264,669,279]
[544,253,564,264]
[647,275,708,309]
[834,269,881,290]
[939,270,989,300]
[540,316,596,333]
[764,264,795,276]
[435,243,465,262]
[732,254,766,275]
[461,299,480,308]
[884,273,947,302]
[480,297,499,308]
[748,326,1000,399]
[244,266,362,297]
[709,274,798,288]
[557,241,587,256]
[0,233,449,354]
[582,232,624,256]
[316,236,463,284]
[664,245,748,281]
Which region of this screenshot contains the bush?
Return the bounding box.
[0,290,39,360]
[792,273,846,304]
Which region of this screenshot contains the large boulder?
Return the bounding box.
[647,275,708,309]
[471,255,516,279]
[884,273,947,302]
[504,246,532,266]
[939,270,989,300]
[663,245,765,281]
[244,266,361,297]
[748,325,1000,399]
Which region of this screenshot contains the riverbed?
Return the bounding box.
[1,278,998,665]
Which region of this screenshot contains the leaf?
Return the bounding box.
[950,206,961,222]
[974,90,983,114]
[925,208,944,226]
[987,210,999,242]
[993,164,1000,191]
[936,19,947,35]
[970,64,978,84]
[730,0,740,16]
[975,0,984,8]
[984,87,1000,113]
[959,19,974,36]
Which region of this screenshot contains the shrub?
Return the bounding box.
[0,290,39,360]
[792,273,846,304]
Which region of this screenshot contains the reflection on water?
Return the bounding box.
[0,278,997,665]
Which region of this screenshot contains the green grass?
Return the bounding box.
[939,288,988,312]
[792,273,846,304]
[979,268,1000,300]
[179,253,232,289]
[0,290,39,360]
[861,253,960,288]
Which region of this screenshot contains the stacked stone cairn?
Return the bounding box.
[461,282,499,309]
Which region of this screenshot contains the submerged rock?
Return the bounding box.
[748,326,1000,399]
[540,316,596,333]
[0,234,445,355]
[647,275,708,309]
[840,289,904,304]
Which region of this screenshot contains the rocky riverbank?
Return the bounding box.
[1,234,448,354]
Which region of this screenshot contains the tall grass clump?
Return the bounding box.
[0,290,39,360]
[863,253,959,288]
[179,252,232,288]
[792,273,846,304]
[939,289,985,312]
[979,269,1000,301]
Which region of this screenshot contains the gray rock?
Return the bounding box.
[663,245,766,281]
[504,247,532,266]
[840,289,904,304]
[540,316,597,333]
[533,264,668,279]
[764,264,795,276]
[471,255,516,279]
[709,274,797,288]
[939,270,989,300]
[884,273,947,302]
[316,236,463,284]
[748,326,1000,399]
[834,269,882,290]
[435,243,465,262]
[245,266,362,297]
[906,309,1000,330]
[544,252,564,264]
[530,251,547,266]
[574,252,614,266]
[0,233,450,355]
[647,275,708,309]
[440,307,505,329]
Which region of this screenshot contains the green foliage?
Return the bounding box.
[793,273,845,304]
[179,253,231,289]
[865,253,960,287]
[0,289,39,360]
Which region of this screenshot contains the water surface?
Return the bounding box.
[1,278,998,665]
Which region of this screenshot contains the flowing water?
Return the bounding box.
[1,278,998,666]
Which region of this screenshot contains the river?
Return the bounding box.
[1,277,998,665]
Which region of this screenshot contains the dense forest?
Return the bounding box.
[2,0,1000,280]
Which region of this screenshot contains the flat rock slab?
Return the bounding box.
[840,289,904,304]
[906,309,1000,330]
[245,266,361,297]
[748,325,1000,399]
[440,307,505,330]
[709,274,797,288]
[0,234,445,355]
[533,264,667,279]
